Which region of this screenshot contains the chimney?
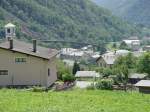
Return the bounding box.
[9,39,13,49]
[33,39,37,52]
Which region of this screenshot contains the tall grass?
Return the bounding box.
[0,89,149,112]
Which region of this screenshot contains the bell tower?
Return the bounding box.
[4,23,16,40]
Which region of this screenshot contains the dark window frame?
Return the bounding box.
[15,57,27,63]
[7,28,11,34]
[0,70,8,75]
[48,68,50,76]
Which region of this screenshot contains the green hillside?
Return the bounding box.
[93,0,150,26]
[92,0,137,17]
[0,0,142,44]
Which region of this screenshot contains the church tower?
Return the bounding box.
[4,23,16,40]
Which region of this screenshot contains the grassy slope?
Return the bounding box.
[0,89,150,112]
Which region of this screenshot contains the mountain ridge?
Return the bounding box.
[92,0,150,26]
[0,0,142,45]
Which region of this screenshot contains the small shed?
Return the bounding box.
[129,73,147,84]
[135,80,150,94]
[75,71,100,81]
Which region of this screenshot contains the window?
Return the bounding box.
[7,28,10,33]
[15,58,26,63]
[0,70,8,75]
[48,68,50,76]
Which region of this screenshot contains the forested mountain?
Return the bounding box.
[92,0,150,26]
[0,0,142,45]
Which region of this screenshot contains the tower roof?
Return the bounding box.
[5,23,16,28]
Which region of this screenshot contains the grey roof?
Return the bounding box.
[129,73,147,79]
[103,56,115,65]
[75,71,100,78]
[96,55,115,65]
[0,39,58,60]
[135,80,150,87]
[102,52,116,65]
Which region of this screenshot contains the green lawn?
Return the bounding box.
[0,89,150,112]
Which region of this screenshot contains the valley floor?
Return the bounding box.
[0,89,150,112]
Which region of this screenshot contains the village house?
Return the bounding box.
[123,39,141,51]
[60,47,93,63]
[96,52,115,68]
[143,45,150,51]
[81,45,94,55]
[0,23,58,87]
[96,50,130,68]
[129,73,148,84]
[135,80,150,94]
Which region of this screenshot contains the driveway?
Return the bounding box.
[76,81,95,88]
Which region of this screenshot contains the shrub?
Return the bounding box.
[57,68,71,80]
[56,59,72,80]
[102,68,113,77]
[95,79,114,90]
[62,74,75,82]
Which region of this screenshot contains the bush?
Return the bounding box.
[102,68,113,77]
[57,68,71,80]
[56,60,72,80]
[95,79,114,90]
[62,74,75,82]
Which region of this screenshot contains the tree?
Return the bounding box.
[72,61,80,75]
[119,41,130,50]
[137,52,150,77]
[98,43,107,55]
[114,53,136,69]
[56,60,72,80]
[62,73,75,82]
[125,53,136,69]
[114,56,130,91]
[120,65,129,91]
[102,68,113,78]
[112,43,117,49]
[114,65,129,91]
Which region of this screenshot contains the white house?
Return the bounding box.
[123,39,140,51]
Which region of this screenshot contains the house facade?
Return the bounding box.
[0,40,58,87]
[123,39,140,51]
[0,23,58,87]
[96,52,116,68]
